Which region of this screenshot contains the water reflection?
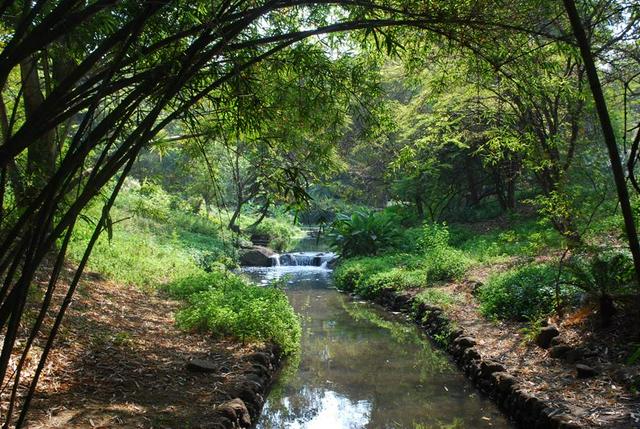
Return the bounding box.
[241,264,512,429]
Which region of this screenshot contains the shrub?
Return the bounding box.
[414,288,462,309]
[164,271,244,298]
[330,211,399,257]
[334,254,427,297]
[248,217,297,252]
[566,250,635,324]
[479,263,578,321]
[175,276,301,354]
[133,179,173,222]
[420,222,451,251]
[420,223,472,281]
[423,247,471,281]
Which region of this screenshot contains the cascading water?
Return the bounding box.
[271,251,336,268]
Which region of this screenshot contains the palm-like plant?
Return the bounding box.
[330,211,399,257]
[566,251,635,325]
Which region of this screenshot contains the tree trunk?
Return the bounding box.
[20,55,57,199]
[563,0,640,288]
[465,157,480,207]
[415,193,425,219]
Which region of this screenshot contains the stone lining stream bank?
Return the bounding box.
[208,345,283,429]
[370,288,583,429]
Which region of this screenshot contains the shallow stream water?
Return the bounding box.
[241,255,512,429]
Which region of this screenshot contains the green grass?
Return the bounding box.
[414,288,463,310]
[334,254,426,297]
[171,272,301,354]
[449,218,564,263]
[333,221,474,298]
[67,179,301,354]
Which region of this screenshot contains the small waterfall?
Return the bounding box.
[270,254,281,267]
[274,252,336,267]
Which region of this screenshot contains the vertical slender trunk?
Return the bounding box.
[563,0,640,287]
[20,55,57,198]
[465,157,480,207]
[415,194,424,219]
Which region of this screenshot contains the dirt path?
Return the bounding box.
[437,265,640,428]
[22,269,274,428]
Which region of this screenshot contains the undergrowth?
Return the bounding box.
[68,179,301,354]
[170,272,301,354]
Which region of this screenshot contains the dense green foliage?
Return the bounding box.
[172,272,301,354]
[334,221,471,297]
[478,264,578,321]
[567,251,635,298]
[330,211,400,257]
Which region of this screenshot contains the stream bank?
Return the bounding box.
[23,267,285,429]
[241,253,512,429]
[368,288,584,429]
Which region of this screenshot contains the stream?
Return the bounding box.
[240,251,512,429]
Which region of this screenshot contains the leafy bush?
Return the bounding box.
[330,211,399,257]
[248,217,299,251]
[567,251,634,296]
[334,254,427,296]
[175,274,301,354]
[450,219,563,262]
[164,271,245,298]
[566,250,635,324]
[132,179,173,222]
[414,288,462,309]
[420,222,452,250]
[479,263,578,321]
[423,247,471,281]
[420,223,472,281]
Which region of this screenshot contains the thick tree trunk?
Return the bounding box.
[563,0,640,288]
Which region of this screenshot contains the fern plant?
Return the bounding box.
[330,211,399,257]
[566,251,635,325]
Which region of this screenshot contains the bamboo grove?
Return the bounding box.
[0,0,638,426]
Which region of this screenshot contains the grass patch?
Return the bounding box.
[334,254,426,297]
[449,218,564,262]
[414,288,462,310]
[478,263,578,321]
[69,180,301,354]
[334,223,473,298]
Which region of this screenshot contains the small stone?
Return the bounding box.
[576,364,598,378]
[215,398,251,427]
[550,344,572,359]
[550,336,563,346]
[480,359,506,377]
[186,358,218,373]
[454,336,476,349]
[535,326,559,349]
[492,371,517,393]
[550,414,577,428]
[245,352,271,367]
[565,348,583,364]
[463,347,481,362]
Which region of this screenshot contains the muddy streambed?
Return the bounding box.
[241,257,512,429]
